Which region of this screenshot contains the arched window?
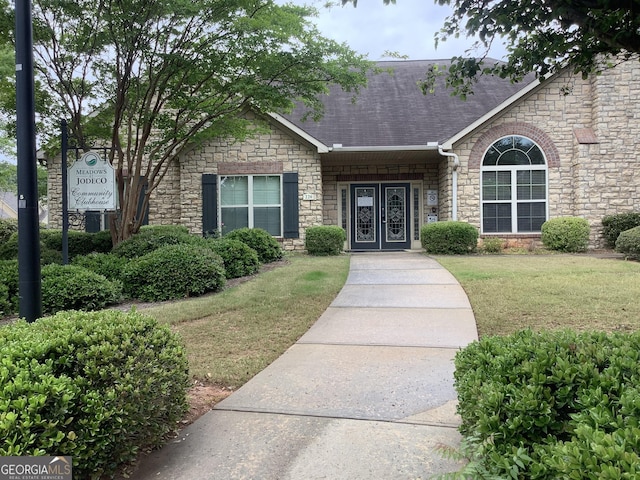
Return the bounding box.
[481,135,547,233]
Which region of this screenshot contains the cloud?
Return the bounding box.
[281,0,508,61]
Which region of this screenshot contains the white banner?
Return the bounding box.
[68,151,117,211]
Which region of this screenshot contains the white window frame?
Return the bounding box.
[480,136,549,234]
[219,174,283,237]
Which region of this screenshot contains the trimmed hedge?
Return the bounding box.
[202,238,260,279]
[305,226,346,256]
[122,243,226,301]
[455,329,640,479]
[420,221,478,254]
[541,216,590,252]
[41,264,123,315]
[111,227,192,259]
[0,218,18,243]
[71,252,129,281]
[0,229,111,262]
[615,225,640,258]
[225,227,283,263]
[0,259,18,315]
[602,212,640,248]
[0,310,189,478]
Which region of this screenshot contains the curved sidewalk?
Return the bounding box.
[130,251,478,479]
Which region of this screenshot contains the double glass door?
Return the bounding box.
[350,183,411,250]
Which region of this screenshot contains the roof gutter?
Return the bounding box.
[437,145,459,221]
[328,144,440,153]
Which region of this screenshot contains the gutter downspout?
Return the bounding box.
[437,145,459,221]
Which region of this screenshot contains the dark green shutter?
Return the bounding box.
[283,172,299,239]
[202,174,218,236]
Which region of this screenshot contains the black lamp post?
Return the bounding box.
[15,0,42,322]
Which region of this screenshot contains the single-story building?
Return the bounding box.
[47,58,640,250]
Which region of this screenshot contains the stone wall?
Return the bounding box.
[452,60,640,249]
[178,114,322,251]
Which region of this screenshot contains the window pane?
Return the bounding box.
[483,203,511,233]
[221,207,248,234]
[253,176,280,205]
[254,206,281,236]
[499,150,530,165]
[528,147,545,165]
[497,186,511,200]
[493,137,513,153]
[221,176,248,205]
[531,170,546,184]
[483,146,500,166]
[517,202,546,232]
[515,136,534,151]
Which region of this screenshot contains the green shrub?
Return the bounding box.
[602,212,640,248]
[90,229,114,253]
[305,226,346,256]
[72,252,129,280]
[112,227,191,259]
[40,229,99,258]
[122,243,226,301]
[615,226,640,258]
[202,238,260,279]
[455,329,640,479]
[0,218,18,242]
[0,259,18,315]
[139,224,190,236]
[541,216,590,252]
[480,237,504,254]
[0,282,11,317]
[225,227,283,263]
[0,310,189,478]
[41,264,122,315]
[0,231,18,260]
[420,221,478,254]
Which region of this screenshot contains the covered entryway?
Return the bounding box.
[350,183,412,250]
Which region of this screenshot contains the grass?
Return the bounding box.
[435,254,640,337]
[143,254,350,388]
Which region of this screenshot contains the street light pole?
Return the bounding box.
[15,0,42,322]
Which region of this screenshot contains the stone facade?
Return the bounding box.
[451,61,640,249]
[47,61,640,251]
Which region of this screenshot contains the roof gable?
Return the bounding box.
[284,59,536,148]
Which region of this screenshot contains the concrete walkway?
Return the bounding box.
[130,251,478,479]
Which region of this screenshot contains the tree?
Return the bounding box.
[1,0,371,244]
[343,0,640,97]
[0,161,48,201]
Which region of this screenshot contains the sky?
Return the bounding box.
[279,0,509,62]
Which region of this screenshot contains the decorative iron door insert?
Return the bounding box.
[350,183,411,250]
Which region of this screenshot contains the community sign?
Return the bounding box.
[68,151,117,211]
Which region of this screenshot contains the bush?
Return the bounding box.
[225,227,283,263]
[615,226,640,258]
[305,226,346,256]
[0,218,18,243]
[112,227,191,259]
[602,212,640,248]
[0,259,18,315]
[541,216,590,252]
[480,237,503,254]
[420,221,478,254]
[0,310,189,478]
[72,252,129,281]
[91,229,114,253]
[202,238,260,279]
[41,264,122,315]
[40,229,101,258]
[0,231,18,260]
[455,329,640,479]
[122,243,226,301]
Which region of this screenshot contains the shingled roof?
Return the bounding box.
[284,59,536,148]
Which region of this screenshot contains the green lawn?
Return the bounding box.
[435,254,640,337]
[144,254,350,388]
